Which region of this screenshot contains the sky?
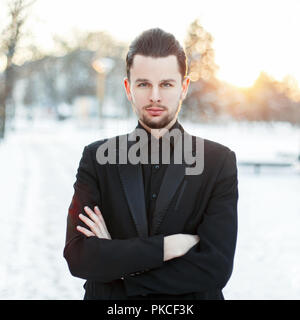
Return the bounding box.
[1,0,300,88]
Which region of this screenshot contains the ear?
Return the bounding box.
[124,77,132,101]
[181,76,190,100]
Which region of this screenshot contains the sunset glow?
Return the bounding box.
[1,0,300,89]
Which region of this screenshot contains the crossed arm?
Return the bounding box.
[77,205,199,262]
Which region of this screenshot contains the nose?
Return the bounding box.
[149,87,161,104]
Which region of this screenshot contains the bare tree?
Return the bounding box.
[0,0,35,140]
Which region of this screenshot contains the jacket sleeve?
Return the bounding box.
[63,145,164,282]
[122,150,238,296]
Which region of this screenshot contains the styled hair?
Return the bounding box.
[126,28,187,82]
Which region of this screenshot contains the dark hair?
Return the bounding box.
[126,28,187,82]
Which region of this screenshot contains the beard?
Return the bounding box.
[136,102,182,129]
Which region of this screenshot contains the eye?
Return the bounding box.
[138,83,149,87]
[162,82,173,87]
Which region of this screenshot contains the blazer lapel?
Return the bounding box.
[118,162,148,238]
[117,133,148,238]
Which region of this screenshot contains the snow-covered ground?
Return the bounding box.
[0,116,300,300]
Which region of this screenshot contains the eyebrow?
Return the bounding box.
[135,78,177,83]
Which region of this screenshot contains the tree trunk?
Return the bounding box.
[0,64,14,140]
[0,99,6,140]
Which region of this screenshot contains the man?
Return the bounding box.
[63,28,238,300]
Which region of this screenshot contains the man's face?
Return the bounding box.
[124,55,190,130]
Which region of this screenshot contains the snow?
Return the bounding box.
[0,116,300,299]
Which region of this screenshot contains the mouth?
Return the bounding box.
[146,107,165,116]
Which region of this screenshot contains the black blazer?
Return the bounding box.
[63,122,238,300]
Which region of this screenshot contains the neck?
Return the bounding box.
[138,117,177,139]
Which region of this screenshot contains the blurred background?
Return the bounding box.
[0,0,300,299]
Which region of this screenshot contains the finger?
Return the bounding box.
[87,205,108,238]
[79,212,108,239]
[94,206,109,231]
[84,206,100,224]
[77,225,95,237]
[84,207,109,238]
[94,205,102,217]
[79,213,99,236]
[94,206,106,224]
[94,206,111,239]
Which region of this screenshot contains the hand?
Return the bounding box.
[77,206,112,239]
[163,233,200,261]
[179,234,200,255]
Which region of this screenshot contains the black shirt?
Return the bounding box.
[135,119,182,233]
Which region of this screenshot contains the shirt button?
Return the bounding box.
[152,193,157,199]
